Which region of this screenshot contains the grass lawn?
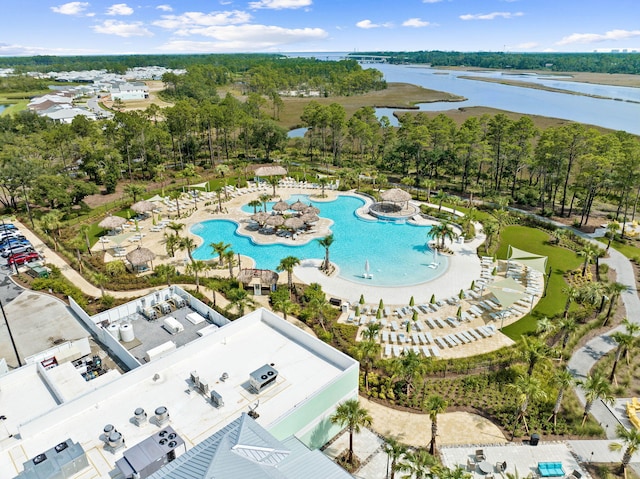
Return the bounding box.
[496,226,582,338]
[596,237,640,260]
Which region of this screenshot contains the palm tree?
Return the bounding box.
[606,220,620,251]
[536,316,556,338]
[604,282,629,326]
[422,179,436,202]
[397,449,438,479]
[391,349,426,399]
[482,220,498,251]
[317,234,334,272]
[558,316,578,351]
[223,249,236,277]
[154,264,176,287]
[124,183,146,203]
[168,190,182,217]
[330,399,373,466]
[508,374,547,437]
[40,210,63,251]
[609,424,640,474]
[384,437,407,479]
[225,287,254,316]
[162,233,180,257]
[210,241,231,267]
[272,296,296,320]
[609,318,639,382]
[581,371,614,426]
[579,243,600,276]
[180,236,197,262]
[266,175,280,196]
[248,199,262,213]
[425,395,448,455]
[434,190,449,212]
[318,176,329,197]
[277,256,300,295]
[79,224,92,256]
[93,273,108,297]
[362,322,381,341]
[166,221,185,237]
[186,260,208,292]
[428,222,458,249]
[519,336,550,376]
[259,193,271,211]
[561,285,581,319]
[547,369,575,428]
[352,340,380,392]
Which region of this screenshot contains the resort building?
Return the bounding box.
[0,298,359,478]
[110,82,149,101]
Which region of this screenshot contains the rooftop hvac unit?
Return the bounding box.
[249,364,278,393]
[134,407,147,426]
[199,379,209,396]
[142,307,157,320]
[163,316,183,335]
[210,390,224,408]
[108,431,125,450]
[115,426,185,479]
[16,439,89,479]
[155,406,170,427]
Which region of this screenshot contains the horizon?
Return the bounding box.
[2,0,639,57]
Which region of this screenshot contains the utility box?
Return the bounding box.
[116,427,185,479]
[249,364,278,393]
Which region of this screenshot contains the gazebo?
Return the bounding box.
[126,246,156,272]
[254,166,287,178]
[237,268,279,295]
[369,188,418,220]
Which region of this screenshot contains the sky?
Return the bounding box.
[1,0,640,56]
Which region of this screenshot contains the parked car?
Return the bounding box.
[0,231,22,241]
[7,251,40,266]
[0,223,17,231]
[0,237,28,249]
[1,243,34,258]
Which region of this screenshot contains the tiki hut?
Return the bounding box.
[251,211,270,227]
[130,200,155,215]
[300,212,320,224]
[284,217,305,232]
[99,215,127,234]
[303,205,320,215]
[380,188,412,204]
[126,246,156,272]
[254,166,287,177]
[290,199,307,212]
[265,215,284,228]
[237,268,280,295]
[272,200,290,213]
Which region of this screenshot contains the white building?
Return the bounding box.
[110,81,149,101]
[0,302,359,479]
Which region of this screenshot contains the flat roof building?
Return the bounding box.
[0,307,358,478]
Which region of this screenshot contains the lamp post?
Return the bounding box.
[0,299,21,367]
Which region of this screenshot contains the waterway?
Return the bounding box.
[284,53,640,135]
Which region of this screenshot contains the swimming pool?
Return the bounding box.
[191,194,447,287]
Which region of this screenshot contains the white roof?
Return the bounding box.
[0,308,357,478]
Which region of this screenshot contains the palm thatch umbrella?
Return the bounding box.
[290,199,307,212]
[131,200,155,214]
[303,205,320,215]
[284,217,304,231]
[266,215,284,228]
[99,215,127,233]
[272,200,290,213]
[126,246,156,270]
[380,188,412,203]
[300,212,320,224]
[251,211,270,226]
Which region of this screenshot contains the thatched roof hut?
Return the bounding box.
[99,215,127,230]
[380,188,412,203]
[290,199,307,212]
[254,166,287,177]
[284,217,304,231]
[272,200,290,212]
[126,246,156,267]
[237,268,279,293]
[265,215,284,227]
[251,211,270,226]
[131,200,155,214]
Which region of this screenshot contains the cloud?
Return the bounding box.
[460,11,523,20]
[51,2,90,15]
[157,25,327,52]
[356,19,392,29]
[156,4,172,11]
[0,42,99,56]
[402,18,433,28]
[557,29,640,45]
[92,20,153,37]
[106,3,133,15]
[153,10,251,29]
[248,0,311,9]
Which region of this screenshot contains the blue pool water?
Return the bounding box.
[191,195,447,286]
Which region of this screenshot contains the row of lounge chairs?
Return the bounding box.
[384,344,441,358]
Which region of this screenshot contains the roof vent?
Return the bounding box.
[107,431,125,451]
[32,453,47,465]
[134,407,147,426]
[155,406,170,427]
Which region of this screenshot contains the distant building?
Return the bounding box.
[110,81,149,101]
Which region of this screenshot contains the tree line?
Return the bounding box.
[352,51,640,74]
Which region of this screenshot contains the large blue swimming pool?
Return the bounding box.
[191,195,447,286]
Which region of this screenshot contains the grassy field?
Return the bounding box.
[597,237,640,260]
[496,225,582,338]
[277,82,465,128]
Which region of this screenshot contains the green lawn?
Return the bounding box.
[496,226,582,338]
[597,237,640,260]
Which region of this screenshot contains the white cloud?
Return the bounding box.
[422,0,442,3]
[51,2,90,15]
[153,10,251,29]
[156,4,172,11]
[106,3,133,15]
[93,20,153,37]
[158,25,327,52]
[460,11,523,20]
[402,18,433,28]
[356,19,392,29]
[0,42,99,56]
[248,0,311,9]
[557,29,640,45]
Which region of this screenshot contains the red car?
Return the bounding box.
[7,251,40,266]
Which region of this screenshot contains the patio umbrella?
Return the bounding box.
[300,213,320,224]
[290,199,307,212]
[126,246,156,268]
[266,215,284,227]
[251,211,270,226]
[365,260,370,276]
[99,215,127,231]
[303,206,320,215]
[284,217,304,231]
[272,200,290,213]
[131,200,155,214]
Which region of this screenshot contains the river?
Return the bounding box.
[285,53,640,135]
